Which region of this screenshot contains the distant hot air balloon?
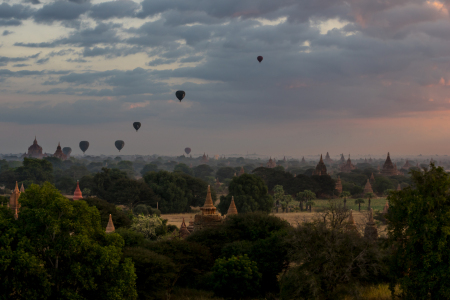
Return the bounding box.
[175,90,185,102]
[115,140,125,152]
[79,141,89,154]
[133,122,141,132]
[62,147,72,156]
[185,147,191,155]
[257,56,263,63]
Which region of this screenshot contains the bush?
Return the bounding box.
[211,255,261,299]
[84,197,131,229]
[130,214,171,240]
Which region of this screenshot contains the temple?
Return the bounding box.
[9,182,21,218]
[267,157,276,168]
[381,153,400,176]
[339,154,345,164]
[73,181,83,200]
[335,176,343,194]
[239,167,245,176]
[363,179,374,195]
[201,153,209,163]
[313,154,327,176]
[370,173,375,184]
[227,196,238,216]
[179,218,190,239]
[340,155,356,173]
[20,183,25,193]
[401,159,412,170]
[194,185,223,230]
[364,209,378,240]
[324,152,333,164]
[23,137,46,159]
[301,157,306,165]
[53,143,67,160]
[106,214,115,233]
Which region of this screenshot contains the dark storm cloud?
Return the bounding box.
[0,3,34,20]
[89,0,140,19]
[0,19,22,26]
[2,30,13,36]
[33,1,90,23]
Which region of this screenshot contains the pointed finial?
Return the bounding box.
[14,182,19,193]
[106,214,115,233]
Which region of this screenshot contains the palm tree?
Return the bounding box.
[355,198,365,212]
[365,192,375,210]
[304,190,316,212]
[340,191,351,209]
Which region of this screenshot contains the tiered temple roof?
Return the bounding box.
[106,214,115,233]
[179,218,190,239]
[301,156,306,164]
[363,179,374,194]
[53,142,67,160]
[73,181,83,200]
[201,153,209,163]
[381,153,400,176]
[20,183,25,193]
[267,157,277,168]
[313,155,327,176]
[340,155,356,173]
[24,137,46,159]
[401,159,412,170]
[9,182,21,215]
[194,185,223,230]
[324,152,333,164]
[339,153,345,164]
[335,176,343,194]
[227,196,238,216]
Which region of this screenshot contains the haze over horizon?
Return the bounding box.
[2,0,450,156]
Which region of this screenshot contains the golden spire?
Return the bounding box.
[14,181,19,193]
[20,183,25,193]
[200,185,217,215]
[179,217,190,238]
[106,214,115,233]
[227,196,238,215]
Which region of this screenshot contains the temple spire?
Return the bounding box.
[200,185,217,215]
[179,218,190,238]
[227,196,238,216]
[73,180,83,200]
[20,183,25,193]
[106,214,115,233]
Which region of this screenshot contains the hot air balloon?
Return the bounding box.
[175,90,185,102]
[62,147,72,157]
[257,56,263,63]
[133,122,141,132]
[115,140,125,152]
[79,141,89,154]
[185,147,191,155]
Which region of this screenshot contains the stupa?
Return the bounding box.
[401,159,412,170]
[364,209,378,240]
[313,154,327,176]
[340,155,356,173]
[346,210,358,233]
[179,218,190,239]
[53,143,67,160]
[227,196,238,216]
[105,214,115,233]
[397,183,401,191]
[301,156,306,165]
[267,157,276,168]
[20,183,25,193]
[73,181,83,200]
[339,154,345,164]
[370,173,375,184]
[382,201,389,215]
[24,137,46,159]
[335,176,343,194]
[194,185,223,230]
[9,182,21,214]
[201,153,209,163]
[363,179,374,194]
[324,152,333,164]
[381,153,400,176]
[239,167,245,176]
[215,178,221,190]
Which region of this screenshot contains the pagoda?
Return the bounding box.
[335,176,343,194]
[9,182,21,215]
[215,178,221,190]
[339,154,345,164]
[363,179,374,195]
[227,196,238,216]
[381,153,400,176]
[73,181,83,200]
[401,159,412,170]
[267,157,276,168]
[346,210,358,233]
[53,143,67,160]
[20,183,25,193]
[313,154,327,176]
[179,218,190,239]
[105,214,115,233]
[301,156,306,165]
[194,185,223,230]
[382,201,389,214]
[324,152,333,164]
[364,209,378,240]
[370,173,375,184]
[24,137,46,159]
[201,153,209,163]
[340,155,356,173]
[238,167,245,176]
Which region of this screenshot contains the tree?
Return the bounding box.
[387,164,450,299]
[365,192,375,210]
[129,214,171,240]
[216,167,236,182]
[140,163,158,176]
[0,182,137,299]
[84,197,131,229]
[192,164,214,181]
[355,198,365,211]
[299,190,316,212]
[217,174,273,215]
[339,191,351,209]
[211,255,262,299]
[173,163,194,176]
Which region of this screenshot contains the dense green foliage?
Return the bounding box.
[84,196,131,229]
[211,255,261,299]
[218,174,273,214]
[0,183,137,300]
[387,164,450,299]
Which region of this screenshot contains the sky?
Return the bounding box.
[2,0,450,157]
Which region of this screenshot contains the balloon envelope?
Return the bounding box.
[133,122,141,132]
[185,147,191,155]
[115,140,125,152]
[79,141,89,154]
[175,90,185,102]
[257,56,263,63]
[62,147,72,156]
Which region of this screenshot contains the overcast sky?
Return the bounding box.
[1,0,450,157]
